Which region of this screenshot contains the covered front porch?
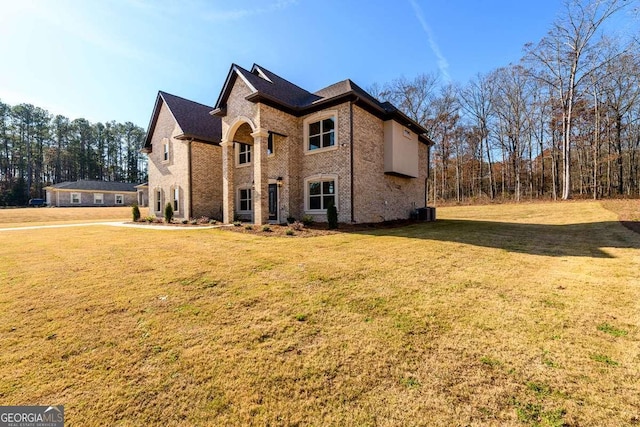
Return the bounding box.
[220,118,289,225]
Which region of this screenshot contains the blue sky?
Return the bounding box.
[0,1,636,128]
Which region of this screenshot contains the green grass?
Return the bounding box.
[597,322,628,337]
[0,201,639,425]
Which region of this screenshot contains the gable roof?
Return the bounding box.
[46,180,138,192]
[212,64,433,145]
[142,91,222,152]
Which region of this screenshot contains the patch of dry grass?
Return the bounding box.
[601,199,640,234]
[0,207,146,228]
[0,201,639,426]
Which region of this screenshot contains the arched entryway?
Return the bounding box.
[220,118,270,224]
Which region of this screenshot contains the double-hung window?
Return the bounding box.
[238,143,251,165]
[173,187,179,212]
[238,188,252,212]
[71,193,81,204]
[155,189,162,212]
[163,139,170,162]
[115,194,124,205]
[94,193,104,204]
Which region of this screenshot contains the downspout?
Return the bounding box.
[350,98,358,223]
[187,138,193,219]
[425,144,430,208]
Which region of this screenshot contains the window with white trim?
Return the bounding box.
[238,188,252,212]
[94,193,104,204]
[237,143,251,165]
[162,138,170,162]
[155,189,162,212]
[307,116,335,151]
[305,176,337,212]
[172,187,179,212]
[115,194,124,205]
[71,192,81,204]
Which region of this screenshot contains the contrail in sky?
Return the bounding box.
[408,0,451,82]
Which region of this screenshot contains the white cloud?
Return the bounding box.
[408,0,451,82]
[205,0,298,22]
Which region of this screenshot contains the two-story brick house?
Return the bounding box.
[143,64,433,224]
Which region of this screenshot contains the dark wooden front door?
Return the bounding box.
[268,184,278,221]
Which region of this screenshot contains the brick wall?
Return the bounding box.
[352,105,428,223]
[218,77,428,224]
[146,101,190,218]
[191,141,223,220]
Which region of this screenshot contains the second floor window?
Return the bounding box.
[238,143,251,165]
[308,117,335,151]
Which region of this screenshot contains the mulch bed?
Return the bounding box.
[129,219,422,237]
[224,219,421,237]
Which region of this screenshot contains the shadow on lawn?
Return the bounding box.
[355,219,640,258]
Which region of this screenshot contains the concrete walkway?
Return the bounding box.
[0,221,225,232]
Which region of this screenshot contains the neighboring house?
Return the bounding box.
[143,63,434,224]
[45,180,138,207]
[141,92,223,220]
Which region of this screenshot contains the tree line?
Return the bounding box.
[0,100,147,206]
[372,0,640,203]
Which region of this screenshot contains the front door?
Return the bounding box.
[268,183,278,221]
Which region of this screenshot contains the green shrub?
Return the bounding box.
[285,229,295,236]
[301,214,314,227]
[144,215,155,223]
[287,216,296,224]
[327,201,338,229]
[233,221,242,227]
[262,225,272,232]
[244,224,253,230]
[209,219,217,225]
[181,219,189,224]
[132,204,141,222]
[164,202,174,223]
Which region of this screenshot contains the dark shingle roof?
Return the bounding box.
[143,91,222,151]
[212,63,432,144]
[48,180,138,192]
[313,79,394,112]
[159,92,221,143]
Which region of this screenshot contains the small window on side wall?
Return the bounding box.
[163,138,169,162]
[173,187,179,212]
[115,194,124,205]
[267,133,274,156]
[94,193,104,204]
[71,193,81,204]
[155,189,162,212]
